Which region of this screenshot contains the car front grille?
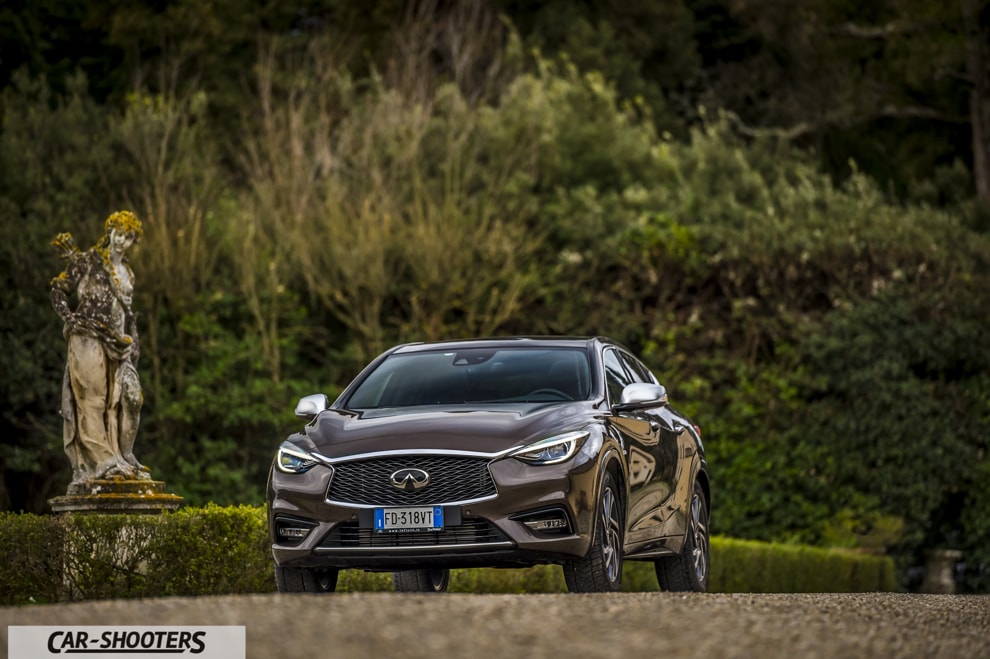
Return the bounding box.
[327,455,497,506]
[319,520,510,549]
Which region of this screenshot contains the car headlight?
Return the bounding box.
[276,442,321,474]
[510,431,590,465]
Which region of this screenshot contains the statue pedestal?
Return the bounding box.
[921,548,963,594]
[49,478,183,514]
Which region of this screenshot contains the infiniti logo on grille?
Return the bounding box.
[390,468,430,492]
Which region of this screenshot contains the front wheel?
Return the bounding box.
[563,471,624,593]
[274,565,339,593]
[655,480,709,592]
[393,569,450,592]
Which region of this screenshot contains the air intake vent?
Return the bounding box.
[319,520,510,548]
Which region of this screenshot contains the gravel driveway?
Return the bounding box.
[3,592,988,659]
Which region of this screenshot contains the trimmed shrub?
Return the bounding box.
[0,505,272,605]
[0,508,896,605]
[702,537,896,594]
[0,511,65,604]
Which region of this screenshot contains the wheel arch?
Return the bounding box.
[601,447,627,513]
[694,467,711,518]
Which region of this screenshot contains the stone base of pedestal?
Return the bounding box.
[49,478,183,514]
[921,548,963,594]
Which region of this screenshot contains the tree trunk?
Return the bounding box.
[962,0,990,200]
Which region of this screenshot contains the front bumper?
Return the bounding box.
[268,452,601,571]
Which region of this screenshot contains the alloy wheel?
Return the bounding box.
[601,485,622,583]
[690,492,709,584]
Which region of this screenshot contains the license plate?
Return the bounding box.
[374,506,443,533]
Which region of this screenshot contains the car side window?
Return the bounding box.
[603,349,634,404]
[620,351,657,385]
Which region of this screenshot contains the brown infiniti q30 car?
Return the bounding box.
[267,337,710,593]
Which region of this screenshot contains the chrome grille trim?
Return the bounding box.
[325,454,498,507]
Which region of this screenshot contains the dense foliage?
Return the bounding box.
[1,1,988,592]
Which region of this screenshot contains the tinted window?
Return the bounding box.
[620,352,656,385]
[346,347,591,407]
[603,349,634,404]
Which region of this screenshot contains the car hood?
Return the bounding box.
[296,402,596,459]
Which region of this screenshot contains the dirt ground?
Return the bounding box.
[3,591,988,659]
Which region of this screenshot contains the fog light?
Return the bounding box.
[523,518,569,531]
[274,516,317,544]
[278,526,312,540]
[514,509,572,535]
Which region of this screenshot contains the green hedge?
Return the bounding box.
[338,539,897,594]
[0,506,895,605]
[0,504,272,605]
[705,537,897,594]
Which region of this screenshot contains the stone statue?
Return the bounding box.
[50,210,150,484]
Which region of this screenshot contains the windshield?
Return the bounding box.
[345,347,592,408]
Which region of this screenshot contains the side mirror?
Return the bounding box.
[295,393,329,420]
[613,383,668,412]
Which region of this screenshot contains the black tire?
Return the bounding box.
[274,565,339,593]
[655,480,709,592]
[392,569,450,592]
[563,471,624,593]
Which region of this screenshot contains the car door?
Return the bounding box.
[601,348,672,551]
[612,349,682,549]
[622,351,701,544]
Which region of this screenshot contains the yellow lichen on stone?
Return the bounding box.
[51,232,80,261]
[104,210,143,238]
[50,271,70,287]
[97,245,111,270]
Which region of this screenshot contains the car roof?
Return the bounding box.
[389,336,610,355]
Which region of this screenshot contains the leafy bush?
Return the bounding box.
[0,507,895,604]
[705,538,896,594]
[0,505,272,605]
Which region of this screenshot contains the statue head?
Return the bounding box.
[96,210,143,256]
[104,210,143,241]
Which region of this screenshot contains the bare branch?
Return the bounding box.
[725,111,816,140]
[725,104,968,142]
[874,105,969,123]
[831,21,925,39]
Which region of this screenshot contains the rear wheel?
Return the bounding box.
[563,471,624,593]
[655,480,709,592]
[392,569,450,592]
[274,565,339,593]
